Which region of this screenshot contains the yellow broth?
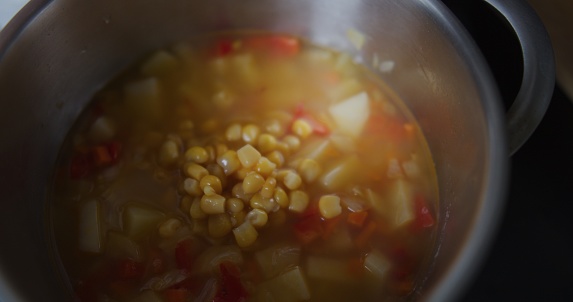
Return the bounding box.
[50,33,439,302]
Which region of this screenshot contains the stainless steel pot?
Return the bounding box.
[0,0,554,301]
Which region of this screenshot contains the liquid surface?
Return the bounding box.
[51,33,439,302]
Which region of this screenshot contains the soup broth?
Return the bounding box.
[51,33,438,302]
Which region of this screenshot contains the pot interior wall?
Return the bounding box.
[0,0,502,301]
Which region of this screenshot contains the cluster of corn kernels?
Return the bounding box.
[158,115,343,247]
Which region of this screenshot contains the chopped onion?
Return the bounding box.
[79,199,103,253]
[364,250,391,280]
[141,269,188,291]
[193,245,243,274]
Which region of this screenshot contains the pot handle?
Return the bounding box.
[483,0,555,155]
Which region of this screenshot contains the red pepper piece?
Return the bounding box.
[116,258,144,280]
[246,35,300,57]
[213,39,234,57]
[175,239,195,271]
[213,262,249,302]
[293,207,323,245]
[292,103,330,136]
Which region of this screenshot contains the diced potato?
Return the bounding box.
[140,51,179,76]
[122,203,166,239]
[124,78,163,121]
[79,200,103,253]
[319,155,361,190]
[255,243,301,278]
[328,92,370,137]
[257,267,310,302]
[105,231,142,260]
[364,250,391,280]
[306,256,349,282]
[367,179,415,229]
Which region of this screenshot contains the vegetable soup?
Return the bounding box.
[50,33,439,302]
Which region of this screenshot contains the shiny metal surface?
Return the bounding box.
[0,0,552,301]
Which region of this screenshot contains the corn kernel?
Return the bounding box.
[225,123,242,142]
[274,187,289,208]
[250,192,276,213]
[263,119,286,137]
[200,194,226,214]
[208,214,233,238]
[235,166,253,180]
[217,150,241,175]
[226,197,245,213]
[158,140,180,166]
[215,143,228,158]
[192,219,207,235]
[185,146,209,164]
[275,141,291,155]
[159,218,182,238]
[184,163,209,181]
[260,177,277,199]
[232,183,254,201]
[246,209,268,228]
[255,157,277,176]
[282,135,301,151]
[230,210,246,227]
[183,178,202,196]
[266,150,285,167]
[203,185,216,196]
[283,171,302,190]
[233,222,258,247]
[237,144,261,168]
[289,190,309,213]
[292,119,313,139]
[297,158,321,183]
[257,134,277,154]
[190,198,207,219]
[204,145,216,162]
[243,172,265,194]
[206,163,227,188]
[242,124,260,144]
[200,175,223,194]
[318,195,342,219]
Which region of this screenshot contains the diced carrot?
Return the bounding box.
[321,216,342,240]
[92,145,112,167]
[163,289,192,302]
[354,221,377,249]
[246,35,300,57]
[347,211,368,228]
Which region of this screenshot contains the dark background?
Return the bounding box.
[442,1,573,301]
